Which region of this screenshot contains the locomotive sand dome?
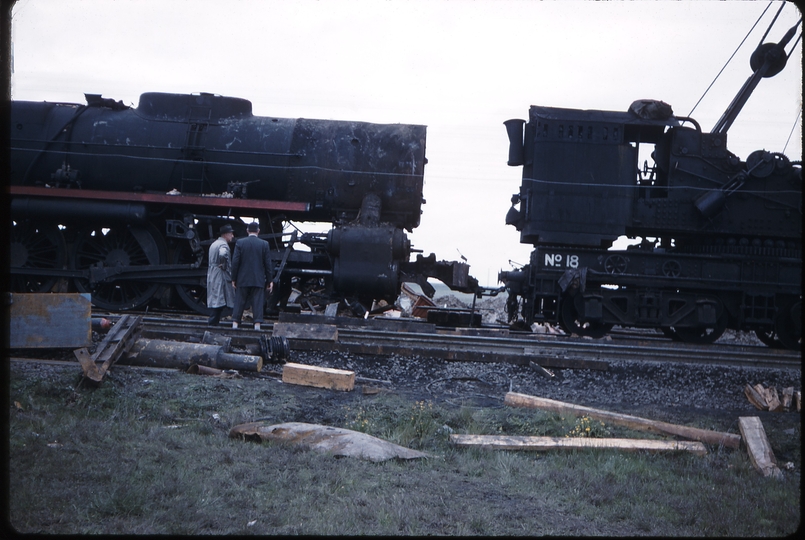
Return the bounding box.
[10,92,476,313]
[499,17,801,350]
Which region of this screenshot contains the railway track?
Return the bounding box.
[98,311,800,371]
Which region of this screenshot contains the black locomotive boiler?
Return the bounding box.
[9,91,476,314]
[499,19,801,350]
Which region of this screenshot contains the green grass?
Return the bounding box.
[7,362,801,535]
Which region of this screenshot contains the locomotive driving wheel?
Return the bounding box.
[72,223,166,311]
[172,241,212,315]
[10,220,67,293]
[558,295,612,339]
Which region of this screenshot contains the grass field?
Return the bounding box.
[7,360,801,535]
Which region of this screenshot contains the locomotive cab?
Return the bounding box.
[505,103,678,247]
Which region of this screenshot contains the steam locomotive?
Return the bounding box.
[9,92,476,315]
[499,19,801,350]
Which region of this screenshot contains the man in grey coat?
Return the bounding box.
[231,221,274,330]
[206,224,236,326]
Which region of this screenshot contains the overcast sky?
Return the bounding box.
[10,0,802,287]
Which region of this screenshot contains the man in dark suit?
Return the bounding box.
[231,221,274,330]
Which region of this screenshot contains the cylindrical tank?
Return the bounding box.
[10,92,427,230]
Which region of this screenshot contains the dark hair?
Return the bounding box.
[247,222,259,232]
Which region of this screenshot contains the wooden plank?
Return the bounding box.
[272,322,338,341]
[781,387,793,410]
[764,386,783,412]
[282,362,355,391]
[504,392,741,449]
[9,293,92,348]
[449,434,707,456]
[744,384,768,410]
[738,416,782,478]
[753,384,768,403]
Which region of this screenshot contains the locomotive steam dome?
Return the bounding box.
[136,92,254,120]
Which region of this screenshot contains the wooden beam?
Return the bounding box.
[449,434,707,456]
[504,392,741,449]
[282,362,355,391]
[764,386,783,412]
[781,387,793,410]
[738,416,782,478]
[744,383,768,410]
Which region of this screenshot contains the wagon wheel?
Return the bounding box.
[774,299,801,352]
[659,327,681,341]
[754,329,784,349]
[10,220,67,293]
[558,295,612,339]
[72,223,166,311]
[603,255,628,274]
[172,241,212,315]
[672,310,728,345]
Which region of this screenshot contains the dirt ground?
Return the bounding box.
[7,339,802,535]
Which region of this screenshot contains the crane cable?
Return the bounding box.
[782,109,801,155]
[757,0,786,46]
[687,1,775,118]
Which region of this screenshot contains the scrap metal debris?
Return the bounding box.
[186,364,242,379]
[75,314,143,383]
[229,421,430,462]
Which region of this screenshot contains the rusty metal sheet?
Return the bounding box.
[8,293,92,348]
[74,347,102,380]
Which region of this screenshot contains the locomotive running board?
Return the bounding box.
[10,186,310,212]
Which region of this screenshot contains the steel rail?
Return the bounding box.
[127,315,801,370]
